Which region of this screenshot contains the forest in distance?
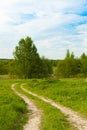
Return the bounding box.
[0,36,87,79]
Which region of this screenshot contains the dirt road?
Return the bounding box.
[11,84,42,130]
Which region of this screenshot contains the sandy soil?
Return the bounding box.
[11,84,42,130]
[21,85,87,130]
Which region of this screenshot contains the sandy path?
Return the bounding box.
[11,84,42,130]
[21,85,87,130]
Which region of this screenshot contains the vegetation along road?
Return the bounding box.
[12,84,42,130]
[11,82,87,130]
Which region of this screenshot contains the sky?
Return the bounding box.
[0,0,87,59]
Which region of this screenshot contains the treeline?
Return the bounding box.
[55,50,87,78]
[0,36,87,79]
[0,37,53,79]
[0,59,54,79]
[0,59,8,75]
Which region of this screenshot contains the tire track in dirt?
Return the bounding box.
[21,85,87,130]
[11,84,42,130]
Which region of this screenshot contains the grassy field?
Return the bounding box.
[16,83,75,130]
[23,78,87,118]
[0,80,28,130]
[1,78,87,130]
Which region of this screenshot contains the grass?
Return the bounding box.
[1,78,87,130]
[0,80,28,130]
[16,83,76,130]
[23,78,87,118]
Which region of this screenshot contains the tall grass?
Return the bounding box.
[0,80,28,130]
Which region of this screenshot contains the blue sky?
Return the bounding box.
[0,0,87,59]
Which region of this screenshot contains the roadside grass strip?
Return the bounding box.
[21,84,87,130]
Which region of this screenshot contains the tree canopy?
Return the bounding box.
[13,36,52,79]
[56,50,81,78]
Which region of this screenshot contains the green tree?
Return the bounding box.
[40,57,53,77]
[80,53,87,59]
[56,50,80,78]
[71,52,74,59]
[14,36,41,79]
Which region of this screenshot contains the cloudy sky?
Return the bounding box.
[0,0,87,59]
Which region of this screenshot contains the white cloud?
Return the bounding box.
[0,0,87,59]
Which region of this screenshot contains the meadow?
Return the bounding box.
[24,78,87,118]
[1,78,87,130]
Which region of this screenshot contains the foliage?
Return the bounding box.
[1,42,87,79]
[40,57,53,78]
[56,50,85,78]
[13,37,41,78]
[65,49,70,59]
[13,36,53,79]
[56,59,80,78]
[0,60,9,75]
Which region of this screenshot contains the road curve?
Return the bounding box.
[11,84,42,130]
[21,85,87,130]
